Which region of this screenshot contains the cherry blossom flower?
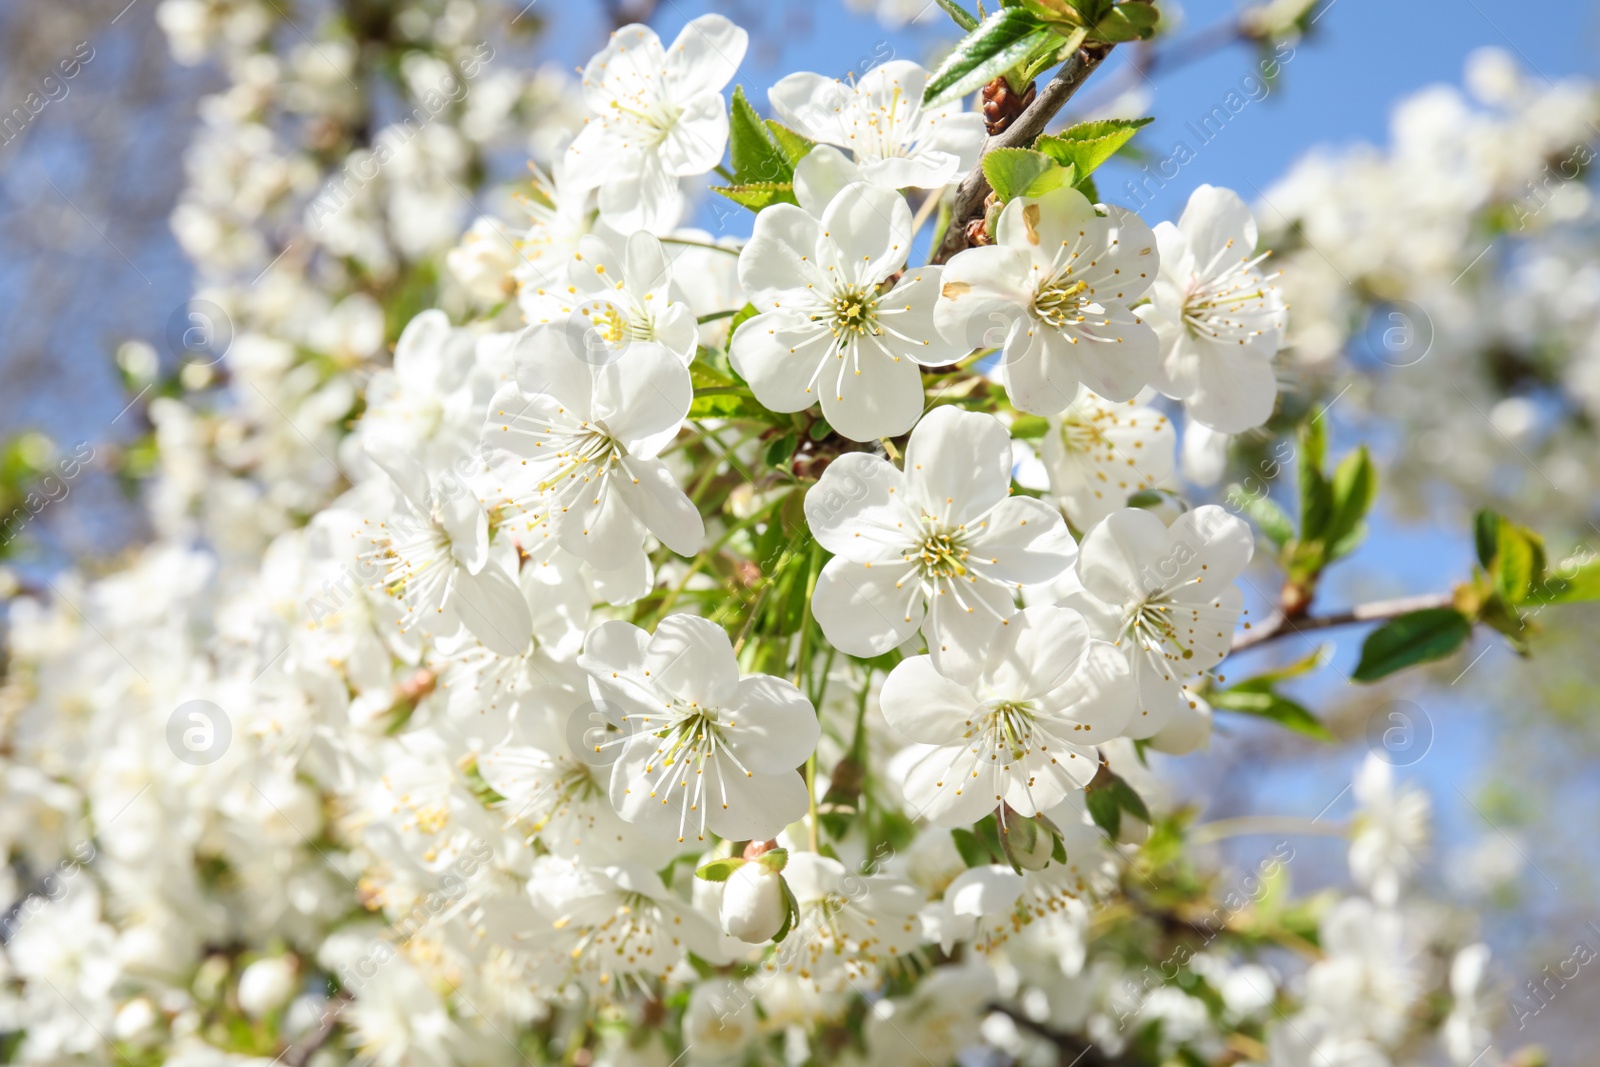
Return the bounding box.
[519,230,698,367]
[881,607,1133,827]
[935,186,1161,414]
[481,323,702,573]
[564,15,749,233]
[360,456,533,657]
[576,615,820,843]
[1059,505,1251,737]
[805,406,1077,670]
[731,181,964,441]
[1148,184,1287,432]
[768,60,985,194]
[1040,387,1175,529]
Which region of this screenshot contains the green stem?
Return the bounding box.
[696,308,741,324]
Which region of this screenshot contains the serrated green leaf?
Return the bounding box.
[695,857,745,881]
[763,120,815,167]
[982,147,1073,203]
[923,8,1055,108]
[1352,608,1473,682]
[1034,116,1153,179]
[712,181,799,211]
[932,0,980,31]
[754,847,789,872]
[729,86,794,186]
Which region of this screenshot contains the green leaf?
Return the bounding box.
[1352,608,1473,682]
[1237,492,1295,548]
[932,0,980,31]
[1091,0,1159,42]
[1009,414,1050,439]
[1474,509,1501,570]
[765,434,797,468]
[1034,116,1153,179]
[771,876,801,943]
[1086,785,1121,839]
[982,147,1074,203]
[1241,643,1332,684]
[1297,420,1332,545]
[1086,767,1147,840]
[729,86,794,186]
[1493,517,1546,605]
[694,857,746,881]
[950,827,997,867]
[922,8,1055,108]
[689,389,777,422]
[754,847,789,872]
[763,120,815,167]
[727,302,759,343]
[1540,553,1600,603]
[807,415,832,441]
[690,360,737,391]
[1323,446,1376,561]
[712,181,798,212]
[1074,170,1099,203]
[1209,684,1335,741]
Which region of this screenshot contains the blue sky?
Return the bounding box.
[547,0,1600,228]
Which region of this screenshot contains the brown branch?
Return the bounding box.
[930,44,1115,265]
[987,1003,1148,1067]
[1230,591,1456,653]
[283,991,352,1067]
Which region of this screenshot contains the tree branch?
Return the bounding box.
[987,1003,1147,1067]
[930,45,1114,265]
[1230,591,1456,653]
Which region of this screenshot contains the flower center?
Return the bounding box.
[1124,594,1195,662]
[538,428,623,493]
[1058,409,1110,455]
[975,700,1038,762]
[1033,275,1090,330]
[582,299,655,348]
[1182,251,1276,344]
[825,284,881,340]
[907,517,969,580]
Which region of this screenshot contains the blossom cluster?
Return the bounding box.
[0,5,1532,1067]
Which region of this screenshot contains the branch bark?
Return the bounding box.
[1230,591,1456,653]
[930,44,1114,265]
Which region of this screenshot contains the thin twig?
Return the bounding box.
[1230,591,1456,653]
[931,45,1114,265]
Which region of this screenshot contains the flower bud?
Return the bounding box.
[238,956,297,1018]
[719,861,787,944]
